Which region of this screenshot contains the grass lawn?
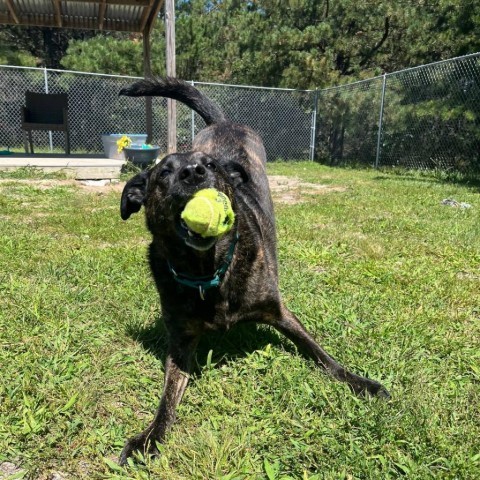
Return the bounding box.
[0,163,479,479]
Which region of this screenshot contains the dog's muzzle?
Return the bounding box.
[178,163,208,186]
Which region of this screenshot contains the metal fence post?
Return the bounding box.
[190,80,195,144]
[43,67,53,152]
[309,89,318,161]
[375,73,387,168]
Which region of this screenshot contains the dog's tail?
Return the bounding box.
[119,77,226,126]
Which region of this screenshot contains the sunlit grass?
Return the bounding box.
[0,163,478,479]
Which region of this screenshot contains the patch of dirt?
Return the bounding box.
[1,175,346,202]
[0,462,24,479]
[35,472,70,480]
[457,270,480,280]
[77,180,124,193]
[0,178,76,190]
[0,178,124,194]
[268,175,347,204]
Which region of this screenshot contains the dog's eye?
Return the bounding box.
[159,169,171,179]
[206,162,217,171]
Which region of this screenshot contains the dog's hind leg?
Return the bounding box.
[119,336,198,465]
[267,304,390,398]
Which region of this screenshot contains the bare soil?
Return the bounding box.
[0,176,346,203]
[268,175,347,204]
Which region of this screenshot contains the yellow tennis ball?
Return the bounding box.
[181,188,235,238]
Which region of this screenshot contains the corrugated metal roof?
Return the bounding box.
[0,0,164,33]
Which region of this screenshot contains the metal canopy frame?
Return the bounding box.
[0,0,164,33]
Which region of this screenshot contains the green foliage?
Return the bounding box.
[0,29,37,66]
[172,0,480,88]
[0,26,96,68]
[61,33,166,76]
[0,47,37,67]
[0,164,479,478]
[2,1,480,88]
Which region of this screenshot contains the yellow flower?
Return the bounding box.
[116,135,132,153]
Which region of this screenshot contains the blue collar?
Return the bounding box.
[167,232,239,300]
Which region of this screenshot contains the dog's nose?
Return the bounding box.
[179,163,207,185]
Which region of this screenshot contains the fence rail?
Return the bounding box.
[1,52,479,172]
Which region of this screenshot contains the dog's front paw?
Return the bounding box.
[360,378,391,399]
[348,374,391,399]
[367,380,391,399]
[119,431,160,466]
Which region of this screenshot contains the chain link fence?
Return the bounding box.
[315,76,384,166]
[315,52,480,172]
[0,66,189,154]
[0,66,313,160]
[191,82,313,161]
[0,52,479,172]
[381,54,480,171]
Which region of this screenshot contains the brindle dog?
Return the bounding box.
[118,78,389,464]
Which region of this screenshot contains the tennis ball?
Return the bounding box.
[181,188,235,238]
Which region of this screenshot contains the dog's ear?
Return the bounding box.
[225,162,249,187]
[120,170,150,220]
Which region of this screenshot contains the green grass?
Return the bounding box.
[0,163,479,479]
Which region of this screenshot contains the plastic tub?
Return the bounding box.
[101,134,147,160]
[123,146,161,167]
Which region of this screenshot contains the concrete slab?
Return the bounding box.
[0,156,126,180]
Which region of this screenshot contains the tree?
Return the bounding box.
[171,0,480,89]
[0,25,96,68]
[2,0,479,88]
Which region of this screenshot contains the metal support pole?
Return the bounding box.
[143,26,153,144]
[190,80,195,145]
[309,89,318,161]
[165,0,177,153]
[375,73,387,168]
[44,67,53,152]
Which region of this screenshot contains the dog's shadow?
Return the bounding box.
[125,315,291,377]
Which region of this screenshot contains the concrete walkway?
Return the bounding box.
[0,155,125,180]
